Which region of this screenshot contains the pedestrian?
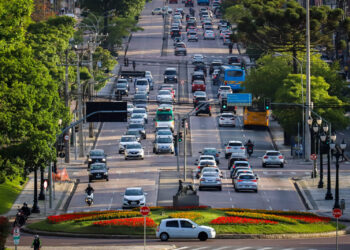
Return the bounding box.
[228,43,233,54]
[132,61,136,71]
[31,235,41,250]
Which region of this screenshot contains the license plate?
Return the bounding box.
[96,174,101,177]
[131,202,137,205]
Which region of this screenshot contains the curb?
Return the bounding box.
[62,179,80,212]
[267,126,278,151]
[292,179,312,210]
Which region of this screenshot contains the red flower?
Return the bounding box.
[93,217,157,228]
[210,216,278,225]
[281,215,331,223]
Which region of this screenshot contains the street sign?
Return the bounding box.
[13,226,20,245]
[86,102,127,122]
[310,154,317,160]
[64,135,69,141]
[333,208,342,218]
[140,206,150,216]
[226,93,252,106]
[44,179,48,189]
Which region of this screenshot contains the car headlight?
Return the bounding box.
[119,144,124,149]
[102,158,106,161]
[88,159,92,162]
[123,198,128,202]
[164,76,168,78]
[174,76,177,78]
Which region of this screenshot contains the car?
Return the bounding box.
[128,123,146,139]
[125,130,142,142]
[119,135,138,154]
[227,55,241,65]
[152,7,163,15]
[192,54,205,64]
[193,91,207,104]
[127,103,134,116]
[170,28,181,38]
[199,172,222,191]
[88,163,109,182]
[156,128,173,138]
[231,168,254,180]
[230,161,251,178]
[145,71,154,90]
[209,60,223,74]
[131,108,148,124]
[185,0,194,7]
[217,85,232,97]
[129,113,146,125]
[223,37,232,46]
[212,69,220,85]
[194,63,207,76]
[203,26,214,35]
[176,8,184,14]
[187,31,199,42]
[133,93,148,110]
[115,82,128,96]
[191,80,206,93]
[122,187,147,209]
[161,86,176,99]
[219,29,231,39]
[201,166,223,178]
[195,154,215,163]
[172,19,182,29]
[225,141,245,159]
[195,101,211,116]
[173,14,182,20]
[233,174,258,192]
[87,149,106,167]
[227,153,248,169]
[157,90,173,103]
[116,78,130,90]
[192,71,205,83]
[186,23,197,32]
[153,135,175,154]
[218,113,235,127]
[262,150,285,168]
[199,148,220,164]
[174,42,187,56]
[164,68,178,83]
[124,143,144,160]
[173,36,182,46]
[156,218,216,241]
[196,160,217,178]
[155,126,173,134]
[134,78,150,93]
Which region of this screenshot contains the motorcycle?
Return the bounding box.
[13,208,27,227]
[85,193,94,206]
[247,146,254,157]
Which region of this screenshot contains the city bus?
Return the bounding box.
[243,106,269,128]
[218,65,245,92]
[155,105,175,132]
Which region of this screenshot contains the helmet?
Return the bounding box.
[23,202,27,206]
[88,184,91,188]
[35,235,39,239]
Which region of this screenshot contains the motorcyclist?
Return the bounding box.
[21,202,31,217]
[85,184,94,199]
[32,235,41,250]
[245,139,254,148]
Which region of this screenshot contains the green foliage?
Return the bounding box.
[0,178,25,214]
[0,216,10,249]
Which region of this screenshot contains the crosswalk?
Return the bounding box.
[174,246,319,250]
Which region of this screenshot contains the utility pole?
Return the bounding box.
[64,50,70,163]
[304,0,311,162]
[88,40,95,138]
[76,50,84,157]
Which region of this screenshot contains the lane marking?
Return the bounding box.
[174,247,190,250]
[213,247,231,250]
[191,247,209,250]
[108,191,115,210]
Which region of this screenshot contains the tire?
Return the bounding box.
[125,158,128,160]
[153,148,156,153]
[235,188,239,192]
[106,178,109,181]
[280,164,284,168]
[262,163,266,168]
[218,124,221,127]
[160,232,169,241]
[218,186,222,191]
[209,113,212,116]
[225,154,229,159]
[198,187,202,191]
[89,177,92,182]
[198,232,208,241]
[254,189,258,193]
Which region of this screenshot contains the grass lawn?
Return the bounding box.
[0,178,26,214]
[27,209,344,235]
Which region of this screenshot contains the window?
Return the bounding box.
[166,220,179,228]
[227,70,243,77]
[156,114,173,121]
[267,152,280,156]
[180,220,193,228]
[229,142,243,146]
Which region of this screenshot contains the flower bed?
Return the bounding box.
[133,205,209,211]
[216,208,318,217]
[47,210,127,224]
[73,211,141,222]
[224,211,298,224]
[93,217,157,228]
[169,212,201,221]
[281,215,331,223]
[211,216,278,225]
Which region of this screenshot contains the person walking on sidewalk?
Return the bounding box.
[31,235,41,250]
[132,60,136,71]
[228,43,233,54]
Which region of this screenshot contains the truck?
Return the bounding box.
[197,0,210,6]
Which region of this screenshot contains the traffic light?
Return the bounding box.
[221,99,227,110]
[240,61,246,70]
[181,118,185,128]
[178,132,183,142]
[264,98,271,110]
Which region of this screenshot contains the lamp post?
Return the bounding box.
[325,131,336,200]
[38,166,45,200]
[31,166,40,213]
[330,139,347,209]
[309,119,320,178]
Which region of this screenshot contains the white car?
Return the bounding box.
[119,135,138,154]
[218,113,235,127]
[200,166,223,178]
[122,187,147,209]
[155,128,173,139]
[156,218,216,241]
[173,14,182,20]
[203,30,215,40]
[124,143,144,160]
[217,85,232,97]
[196,154,215,163]
[129,113,145,125]
[262,150,285,168]
[127,103,134,116]
[132,108,148,124]
[225,141,246,159]
[152,7,163,15]
[145,71,154,90]
[157,90,173,103]
[153,135,174,154]
[192,54,205,64]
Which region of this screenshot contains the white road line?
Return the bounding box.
[108,191,115,210]
[263,171,268,175]
[268,206,272,210]
[277,171,282,175]
[213,247,231,250]
[257,248,273,250]
[174,247,190,250]
[281,248,295,250]
[191,247,209,250]
[234,247,253,250]
[291,172,296,175]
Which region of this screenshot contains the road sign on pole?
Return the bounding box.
[140,206,150,250]
[140,206,150,216]
[13,226,20,247]
[226,93,252,106]
[333,208,342,218]
[64,134,69,141]
[310,154,317,160]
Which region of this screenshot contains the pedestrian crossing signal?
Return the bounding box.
[264,98,271,110]
[178,132,183,142]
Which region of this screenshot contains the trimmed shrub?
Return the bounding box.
[0,216,10,250]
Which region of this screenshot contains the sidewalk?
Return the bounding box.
[269,118,350,221]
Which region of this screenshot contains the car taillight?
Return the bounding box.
[216,153,219,157]
[251,180,257,182]
[209,106,211,110]
[240,147,245,150]
[196,108,198,110]
[279,155,283,159]
[264,156,268,159]
[171,32,173,35]
[200,178,205,181]
[226,146,231,149]
[197,166,201,169]
[220,118,224,120]
[232,165,235,168]
[237,180,243,182]
[231,118,235,120]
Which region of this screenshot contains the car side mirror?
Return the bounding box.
[199,151,202,154]
[192,224,196,228]
[144,193,148,196]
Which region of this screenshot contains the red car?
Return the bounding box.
[192,80,206,92]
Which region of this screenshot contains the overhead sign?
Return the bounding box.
[140,206,150,216]
[333,208,342,218]
[86,102,127,122]
[226,93,252,106]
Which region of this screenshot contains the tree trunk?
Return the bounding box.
[292,49,298,74]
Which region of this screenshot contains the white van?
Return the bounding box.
[134,78,150,93]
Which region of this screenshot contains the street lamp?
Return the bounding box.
[31,166,40,213]
[318,122,328,188]
[330,138,347,209]
[325,131,336,200]
[310,121,319,178]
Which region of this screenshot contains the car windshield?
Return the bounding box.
[134,94,147,100]
[125,189,143,196]
[229,142,242,146]
[157,137,172,143]
[121,137,136,142]
[220,86,231,91]
[129,124,143,129]
[157,130,172,136]
[126,131,139,136]
[136,81,148,85]
[239,175,255,180]
[235,163,249,167]
[222,114,234,118]
[189,32,197,35]
[133,110,146,114]
[117,79,127,83]
[267,152,280,156]
[165,70,176,75]
[117,83,127,88]
[159,90,171,95]
[193,80,204,84]
[131,114,144,119]
[196,97,206,101]
[203,173,218,177]
[200,161,215,166]
[127,104,133,108]
[90,150,104,156]
[227,70,243,77]
[203,149,216,154]
[126,144,141,149]
[156,113,173,121]
[90,164,106,170]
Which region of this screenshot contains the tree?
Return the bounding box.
[31,0,55,22]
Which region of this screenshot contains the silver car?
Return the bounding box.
[124,143,144,160]
[153,136,174,154]
[201,167,223,178]
[262,150,285,168]
[129,113,145,125]
[131,108,148,124]
[199,172,222,191]
[119,135,138,154]
[233,174,258,193]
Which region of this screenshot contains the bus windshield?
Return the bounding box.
[156,113,173,121]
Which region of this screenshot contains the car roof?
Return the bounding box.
[234,161,249,164]
[165,67,177,71]
[156,135,173,139]
[265,150,281,154]
[221,113,234,116]
[125,187,142,191]
[90,162,106,166]
[229,140,243,143]
[90,149,104,153]
[193,71,204,75]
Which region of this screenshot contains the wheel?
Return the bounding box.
[195,113,198,116]
[198,187,202,191]
[218,186,222,191]
[280,164,284,168]
[141,158,144,160]
[184,52,187,56]
[106,178,109,181]
[153,148,156,153]
[254,189,258,193]
[235,188,239,192]
[89,177,92,182]
[171,151,174,154]
[160,233,169,241]
[209,113,212,116]
[218,124,221,127]
[262,163,266,168]
[198,232,208,241]
[225,154,229,159]
[125,158,128,160]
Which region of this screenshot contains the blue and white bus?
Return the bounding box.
[218,65,245,92]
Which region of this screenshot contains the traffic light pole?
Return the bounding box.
[176,115,180,173]
[184,123,187,181]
